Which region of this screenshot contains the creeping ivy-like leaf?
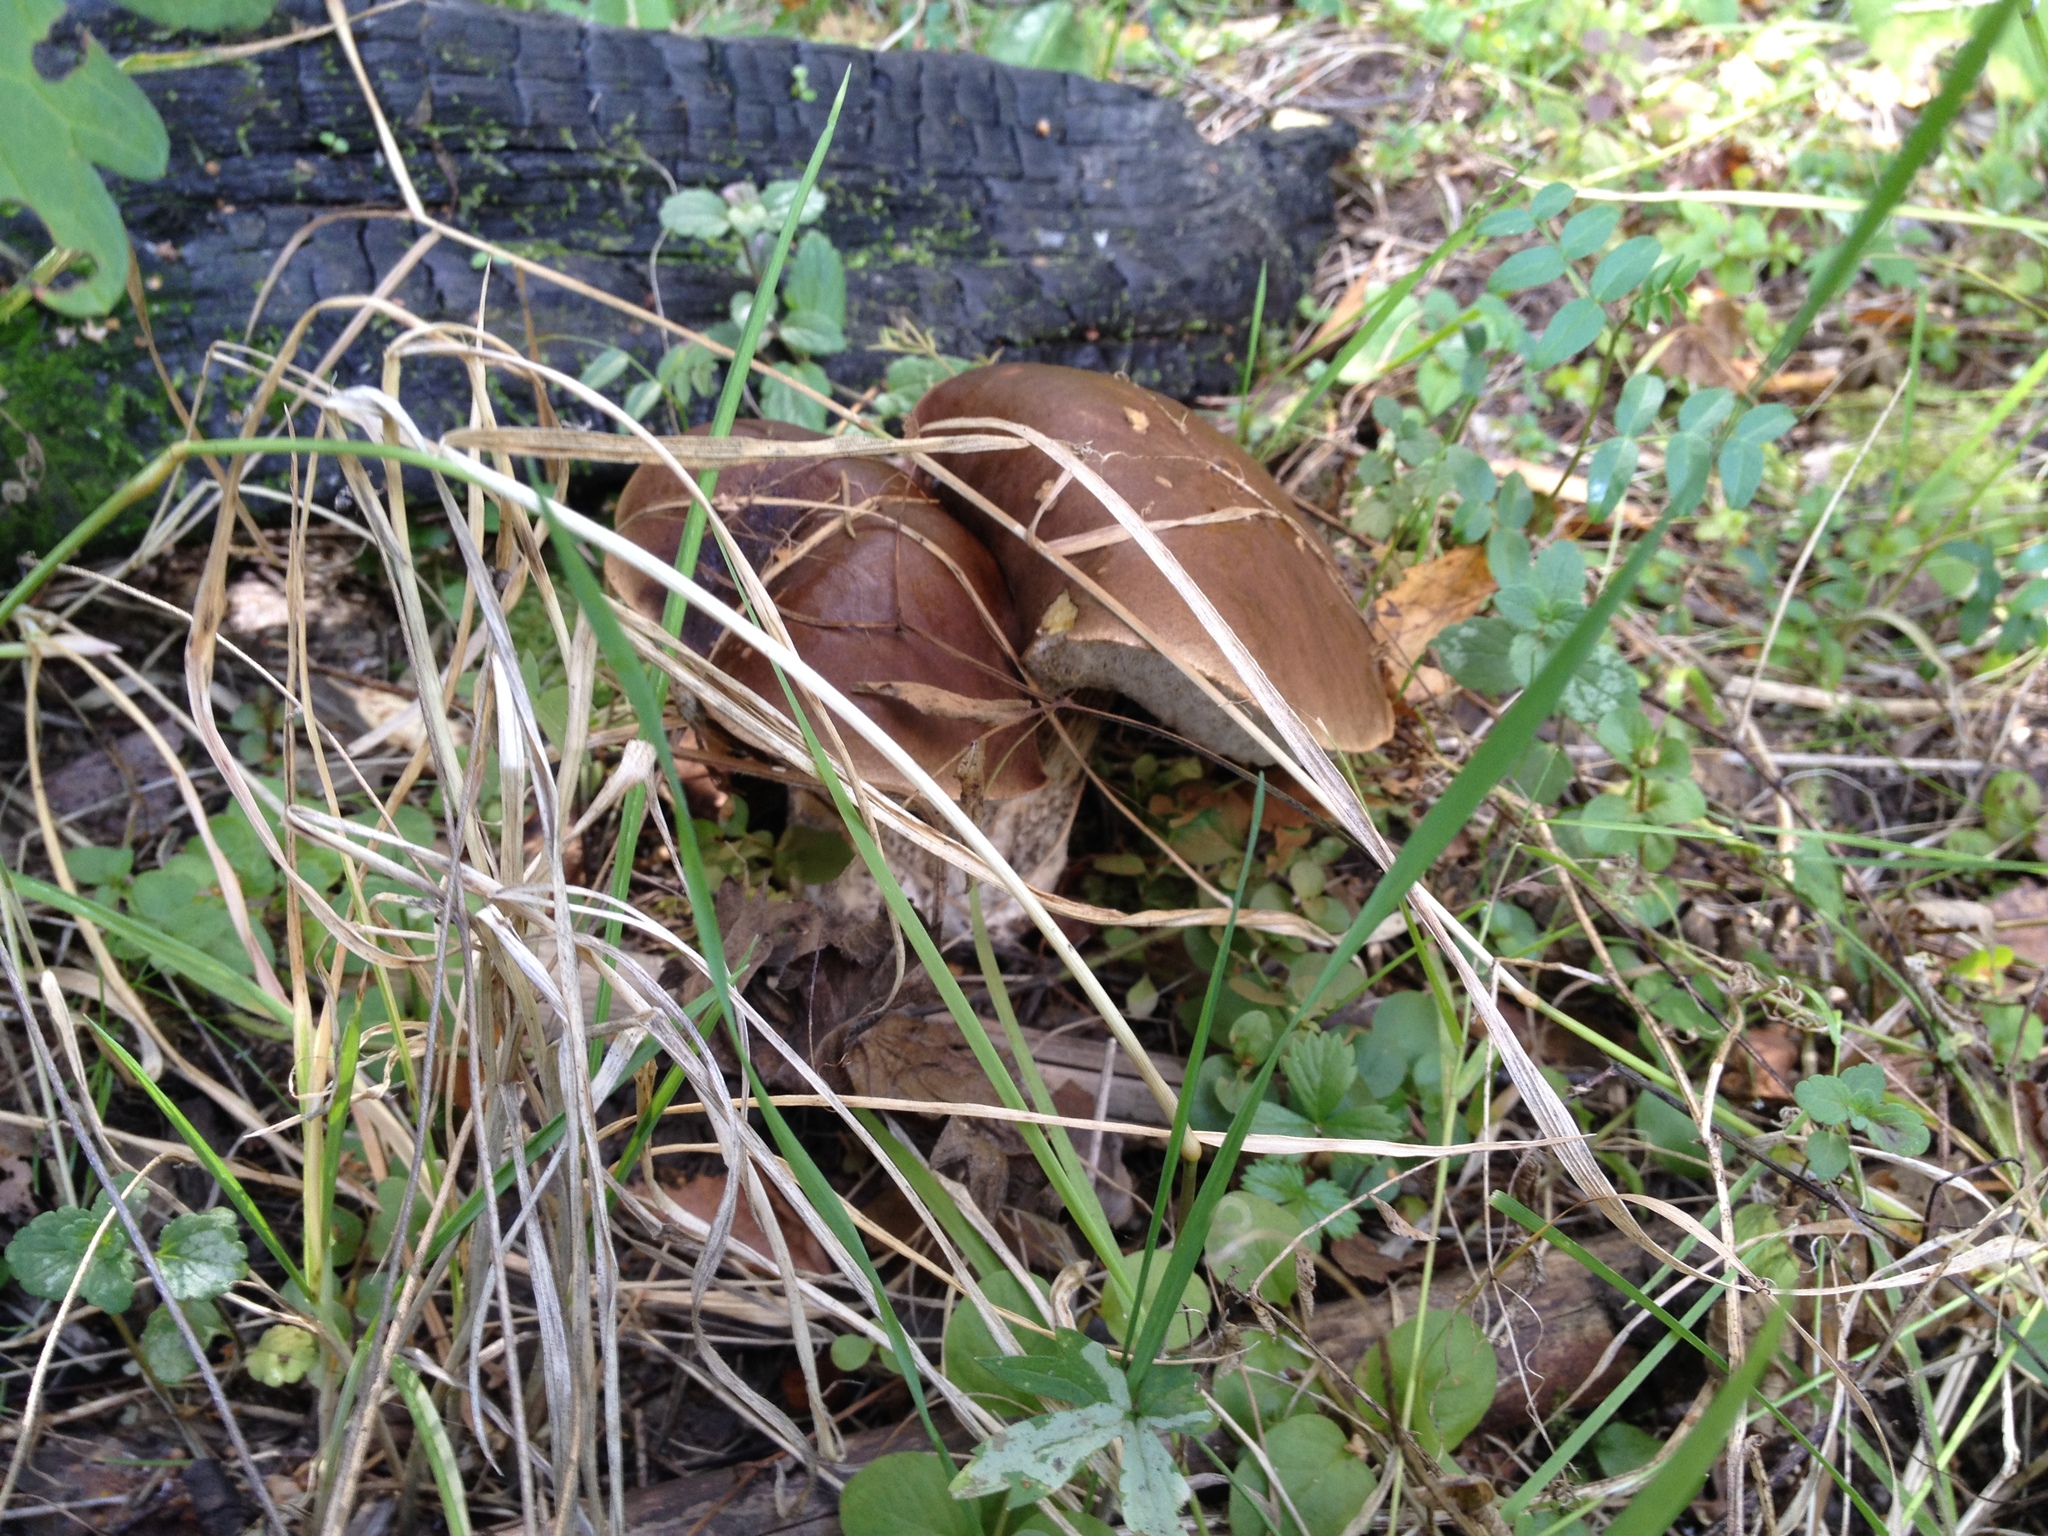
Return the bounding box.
[138,1297,227,1384]
[5,1196,136,1313]
[1794,1063,1928,1159]
[1,0,172,316]
[155,1209,247,1300]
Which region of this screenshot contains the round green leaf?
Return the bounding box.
[942,1273,1056,1416]
[842,1451,992,1536]
[1588,237,1663,302]
[1213,1331,1314,1432]
[1354,1310,1497,1456]
[1206,1193,1303,1306]
[1228,1414,1375,1536]
[1805,1126,1851,1182]
[659,188,732,240]
[830,1333,875,1373]
[246,1324,317,1387]
[1793,1073,1853,1126]
[1635,1090,1707,1175]
[139,1297,226,1384]
[1489,246,1567,293]
[5,1200,135,1314]
[1101,1251,1210,1352]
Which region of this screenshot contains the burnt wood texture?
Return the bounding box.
[75,0,1353,408]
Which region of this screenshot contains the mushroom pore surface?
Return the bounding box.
[906,362,1393,762]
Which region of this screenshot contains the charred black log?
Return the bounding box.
[74,0,1351,413]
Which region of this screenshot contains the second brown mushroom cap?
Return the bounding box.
[908,363,1393,763]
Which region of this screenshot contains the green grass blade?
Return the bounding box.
[666,66,853,629]
[1494,1194,1888,1532]
[1237,263,1267,445]
[747,1058,947,1454]
[1126,777,1264,1373]
[1600,1306,1787,1536]
[390,1357,473,1536]
[1279,209,1490,442]
[85,1022,308,1296]
[12,874,292,1028]
[852,1108,1004,1281]
[1296,499,1685,1021]
[423,1113,567,1267]
[1755,0,2026,386]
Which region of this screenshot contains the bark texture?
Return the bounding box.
[75,0,1353,408]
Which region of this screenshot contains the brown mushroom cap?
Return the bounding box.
[607,419,851,657]
[606,422,1045,801]
[907,363,1393,762]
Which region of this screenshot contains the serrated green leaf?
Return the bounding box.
[5,1198,135,1313]
[761,178,827,228]
[781,229,846,326]
[1490,246,1566,293]
[0,0,171,316]
[777,310,848,357]
[761,359,832,431]
[1281,1030,1356,1125]
[155,1208,246,1301]
[246,1323,317,1387]
[1589,237,1662,301]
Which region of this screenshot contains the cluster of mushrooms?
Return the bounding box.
[601,363,1395,927]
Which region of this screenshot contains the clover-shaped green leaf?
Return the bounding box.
[1,0,171,316]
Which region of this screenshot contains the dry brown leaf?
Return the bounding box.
[1991,881,2048,969]
[838,1011,1001,1107]
[1369,544,1494,673]
[1643,297,1757,391]
[661,1172,833,1274]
